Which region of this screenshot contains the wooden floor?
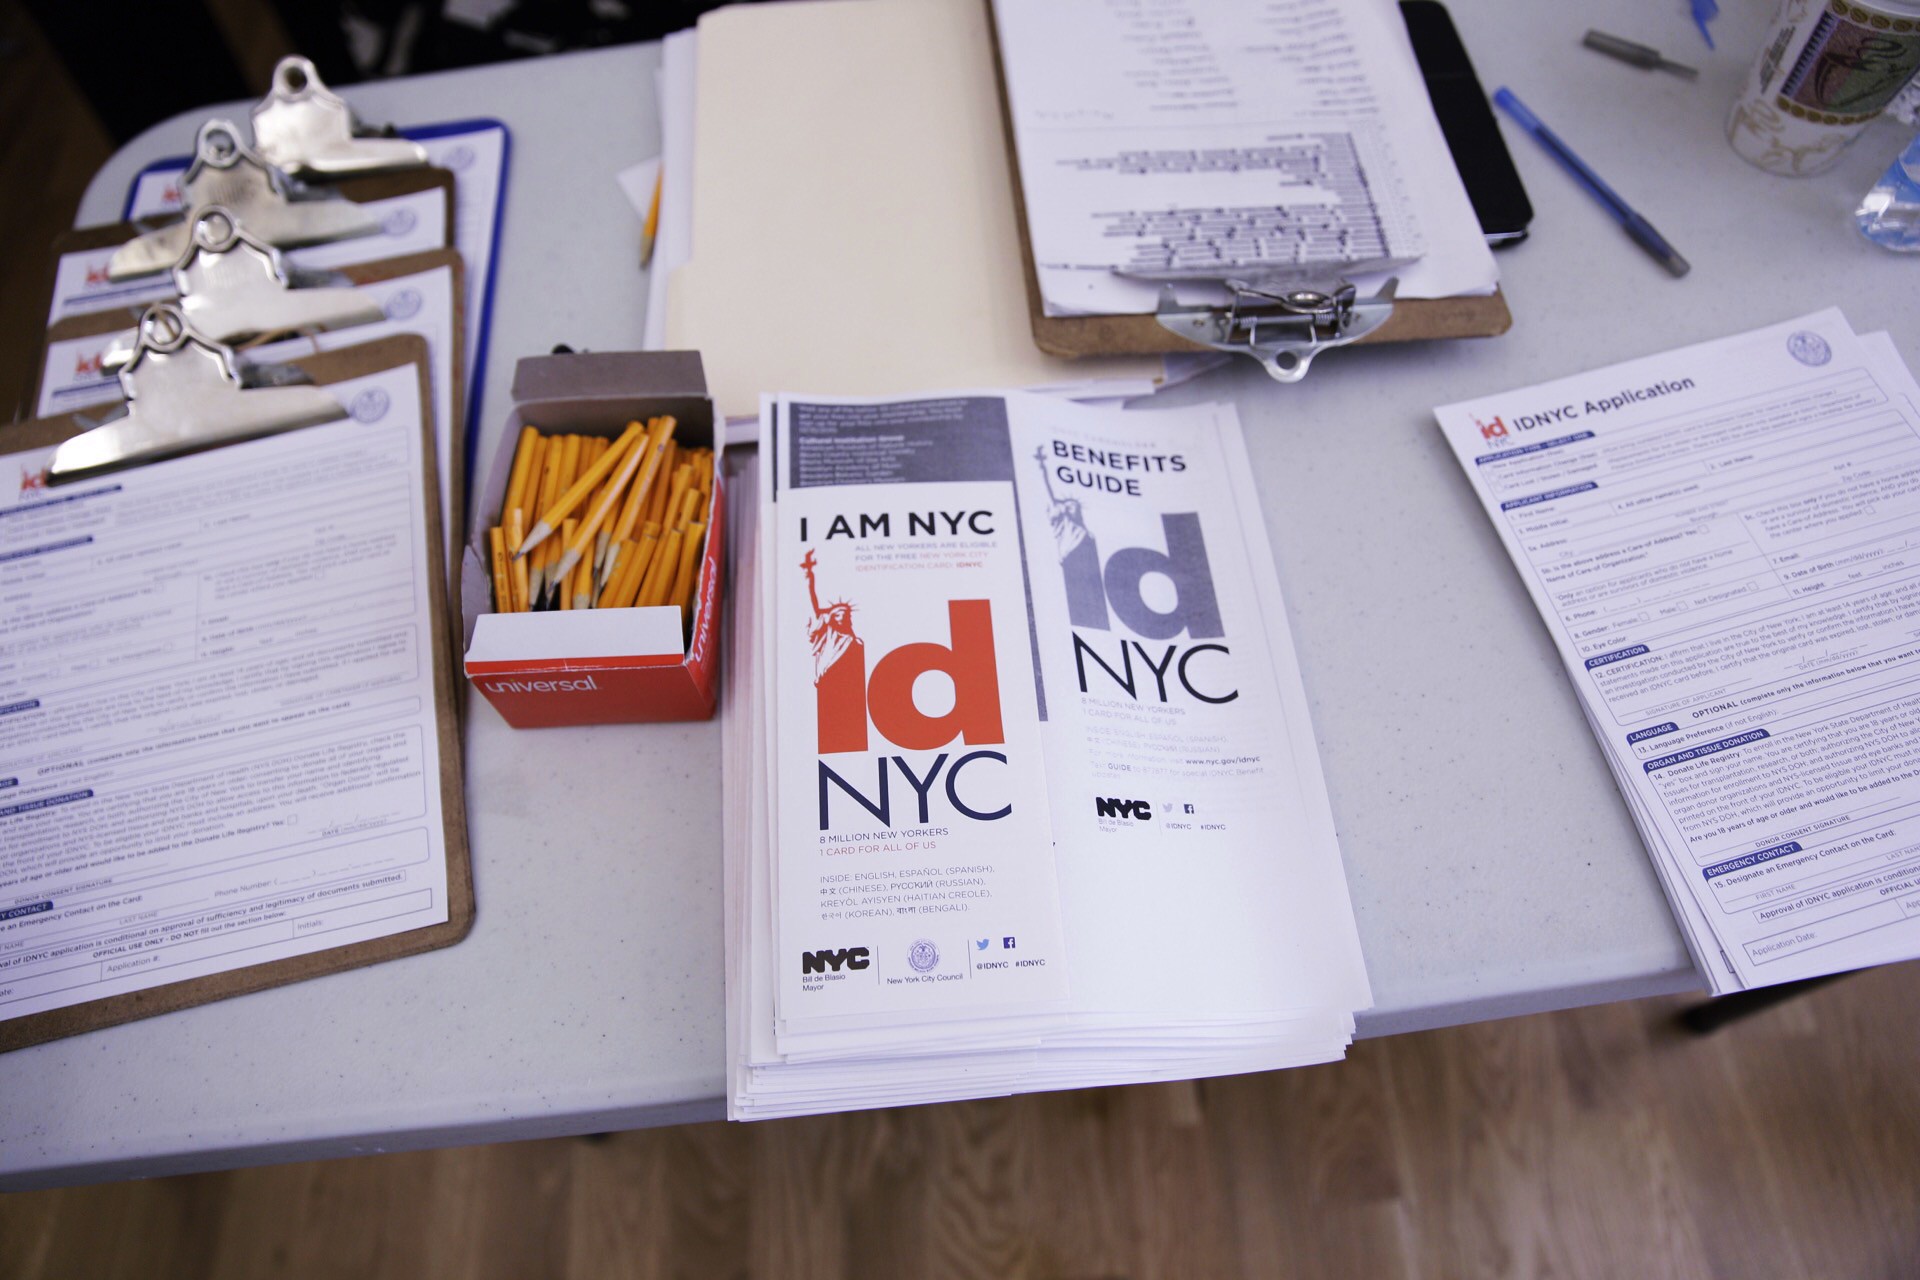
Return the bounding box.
[4,965,1919,1279]
[4,6,1920,1278]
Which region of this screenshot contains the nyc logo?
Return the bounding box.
[1033,451,1235,705]
[802,549,1005,755]
[1475,414,1510,445]
[1034,448,1222,641]
[801,550,1012,829]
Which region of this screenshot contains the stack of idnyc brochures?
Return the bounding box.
[722,388,1372,1119]
[1436,310,1920,994]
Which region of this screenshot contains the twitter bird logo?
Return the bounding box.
[975,938,990,951]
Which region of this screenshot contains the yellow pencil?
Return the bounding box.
[641,170,662,267]
[506,435,545,556]
[625,530,663,606]
[488,526,511,613]
[599,418,678,589]
[572,544,596,610]
[528,432,565,602]
[510,544,531,615]
[502,426,540,525]
[536,436,585,605]
[583,438,618,573]
[669,519,706,617]
[644,443,676,528]
[505,508,528,611]
[599,537,644,609]
[596,540,636,608]
[620,523,664,607]
[558,518,579,609]
[661,463,692,536]
[517,422,647,560]
[639,526,683,607]
[533,429,564,514]
[551,422,663,589]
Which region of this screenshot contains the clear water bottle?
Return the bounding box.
[1857,134,1920,251]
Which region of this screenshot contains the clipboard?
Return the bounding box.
[0,329,473,1053]
[979,0,1511,380]
[38,165,456,336]
[99,56,512,506]
[30,248,469,583]
[34,248,464,407]
[118,117,512,504]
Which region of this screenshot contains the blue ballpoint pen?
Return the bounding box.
[1692,0,1719,49]
[1492,87,1691,278]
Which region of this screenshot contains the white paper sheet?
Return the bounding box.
[35,264,462,569]
[46,189,448,326]
[992,0,1496,315]
[1437,311,1920,992]
[0,364,450,1022]
[642,30,697,354]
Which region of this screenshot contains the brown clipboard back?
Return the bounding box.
[978,0,1511,360]
[0,334,474,1053]
[31,249,470,585]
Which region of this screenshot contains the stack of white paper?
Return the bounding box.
[1436,311,1920,994]
[723,389,1371,1118]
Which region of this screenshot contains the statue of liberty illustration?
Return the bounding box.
[800,548,861,684]
[1033,447,1106,630]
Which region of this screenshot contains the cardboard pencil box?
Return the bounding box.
[460,350,723,726]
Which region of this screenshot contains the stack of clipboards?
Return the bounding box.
[0,59,505,1051]
[32,57,510,564]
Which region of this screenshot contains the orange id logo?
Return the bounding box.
[802,550,1004,755]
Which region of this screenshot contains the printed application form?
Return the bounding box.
[0,365,451,1023]
[991,0,1496,315]
[1438,312,1920,990]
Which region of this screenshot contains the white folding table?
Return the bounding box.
[5,0,1913,1190]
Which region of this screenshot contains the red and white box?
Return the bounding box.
[460,351,724,727]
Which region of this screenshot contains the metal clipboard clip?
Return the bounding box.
[1121,260,1409,383]
[107,119,382,282]
[50,302,346,485]
[250,56,429,179]
[100,208,384,373]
